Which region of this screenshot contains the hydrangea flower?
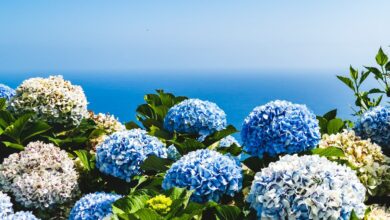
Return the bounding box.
[87,112,126,150]
[0,141,79,209]
[247,154,366,220]
[162,149,242,203]
[8,75,88,127]
[219,135,240,148]
[164,99,227,137]
[96,129,168,182]
[69,192,121,220]
[4,211,40,220]
[146,195,172,215]
[0,191,13,218]
[241,100,321,158]
[354,106,390,150]
[319,130,390,195]
[167,145,181,161]
[0,84,15,101]
[366,205,390,220]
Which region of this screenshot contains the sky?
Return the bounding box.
[0,1,389,73]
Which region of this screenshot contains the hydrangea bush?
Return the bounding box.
[0,84,15,101]
[247,154,366,220]
[162,149,242,203]
[96,129,167,182]
[319,130,390,195]
[241,100,321,158]
[8,75,88,127]
[69,192,121,220]
[354,106,390,150]
[164,98,227,137]
[0,141,79,209]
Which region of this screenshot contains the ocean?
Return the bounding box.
[1,71,365,138]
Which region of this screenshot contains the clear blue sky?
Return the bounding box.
[0,1,389,73]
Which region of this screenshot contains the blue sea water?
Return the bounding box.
[1,71,364,138]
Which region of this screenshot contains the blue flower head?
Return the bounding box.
[0,192,13,218]
[0,84,15,101]
[162,149,242,203]
[219,135,240,148]
[96,129,167,182]
[241,100,321,158]
[167,145,181,161]
[164,99,227,137]
[247,154,366,220]
[4,211,39,220]
[69,192,121,220]
[354,106,390,149]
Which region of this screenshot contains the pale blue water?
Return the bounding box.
[1,71,360,136]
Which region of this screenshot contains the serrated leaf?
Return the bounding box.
[376,47,388,66]
[311,147,345,158]
[337,75,355,91]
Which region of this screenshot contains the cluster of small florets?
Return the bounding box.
[247,154,366,220]
[69,192,121,220]
[164,99,227,137]
[219,135,240,148]
[0,191,39,220]
[354,106,390,150]
[366,205,390,220]
[8,75,88,127]
[146,195,173,215]
[162,149,243,203]
[96,129,167,182]
[319,130,390,195]
[241,100,320,158]
[0,141,79,210]
[87,112,126,150]
[167,145,181,161]
[0,84,15,101]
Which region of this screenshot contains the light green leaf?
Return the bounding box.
[376,47,388,66]
[2,141,24,150]
[311,147,345,158]
[327,118,344,134]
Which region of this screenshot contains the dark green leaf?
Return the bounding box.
[359,71,370,84]
[368,88,384,94]
[0,110,15,127]
[125,121,141,130]
[327,118,344,134]
[365,67,383,80]
[323,109,337,121]
[140,155,173,172]
[349,66,358,80]
[3,113,34,142]
[203,125,238,146]
[316,116,328,135]
[133,208,163,220]
[337,76,355,91]
[385,61,390,71]
[2,141,24,150]
[217,143,242,156]
[311,147,345,158]
[375,47,388,66]
[21,121,51,143]
[112,190,153,215]
[215,205,241,220]
[349,210,360,220]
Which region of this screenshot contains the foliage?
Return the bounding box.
[316,109,353,135]
[337,47,389,115]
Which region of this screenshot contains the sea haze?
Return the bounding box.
[1,71,366,139]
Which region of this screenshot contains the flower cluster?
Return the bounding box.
[162,149,242,203]
[0,191,39,220]
[0,141,79,209]
[87,112,126,150]
[219,135,240,148]
[167,145,181,161]
[146,195,172,214]
[241,100,321,158]
[366,205,390,220]
[247,154,366,220]
[8,75,88,127]
[164,99,227,137]
[319,130,390,195]
[354,106,390,150]
[96,129,167,182]
[69,192,121,220]
[0,84,15,101]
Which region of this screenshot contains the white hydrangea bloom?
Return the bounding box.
[0,191,13,218]
[0,141,79,209]
[9,75,88,127]
[319,130,390,195]
[366,205,390,220]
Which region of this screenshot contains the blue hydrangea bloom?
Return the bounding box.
[96,129,167,182]
[354,106,390,149]
[4,211,39,220]
[162,149,242,203]
[69,192,121,220]
[0,84,15,101]
[219,135,240,148]
[247,154,366,220]
[241,100,320,158]
[0,192,13,218]
[167,145,181,161]
[164,99,227,137]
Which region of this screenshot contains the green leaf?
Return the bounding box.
[349,66,358,80]
[133,208,163,220]
[316,116,328,135]
[311,147,345,158]
[2,141,24,150]
[327,118,344,134]
[177,138,206,154]
[74,150,94,171]
[3,113,34,143]
[323,109,337,121]
[203,125,238,146]
[215,205,241,220]
[20,121,51,143]
[112,190,153,215]
[125,121,141,130]
[0,98,6,110]
[0,110,15,127]
[368,88,384,94]
[375,47,388,66]
[359,71,370,84]
[385,61,390,71]
[217,143,242,156]
[140,155,173,173]
[337,75,355,91]
[349,210,360,220]
[365,66,383,80]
